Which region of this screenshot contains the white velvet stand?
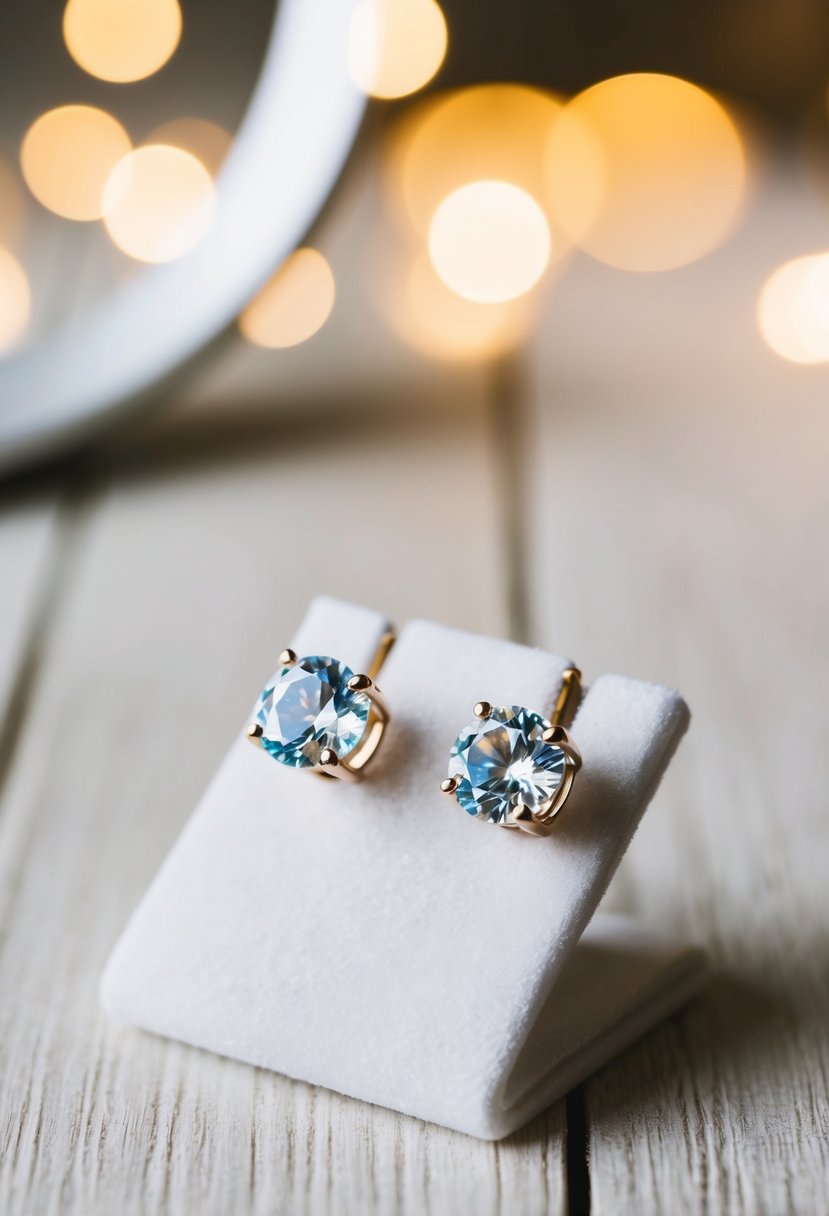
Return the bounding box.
[102,597,709,1140]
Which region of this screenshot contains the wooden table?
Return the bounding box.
[0,165,827,1215]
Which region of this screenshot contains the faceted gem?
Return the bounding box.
[254,655,370,768]
[448,705,567,825]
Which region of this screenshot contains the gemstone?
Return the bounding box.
[448,705,567,825]
[254,655,370,768]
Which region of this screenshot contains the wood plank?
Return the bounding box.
[525,173,829,1212]
[0,386,568,1215]
[0,490,58,730]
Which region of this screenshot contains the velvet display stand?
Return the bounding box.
[102,597,708,1140]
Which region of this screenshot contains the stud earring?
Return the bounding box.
[440,668,583,836]
[246,633,394,782]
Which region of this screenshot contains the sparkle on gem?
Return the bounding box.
[254,655,370,768]
[448,705,567,824]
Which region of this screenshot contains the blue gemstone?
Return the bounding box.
[449,705,566,824]
[254,655,370,768]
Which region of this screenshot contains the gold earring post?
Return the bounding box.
[366,630,396,681]
[551,668,581,729]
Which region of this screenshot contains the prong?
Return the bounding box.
[474,701,492,719]
[565,743,583,773]
[246,722,263,746]
[348,673,390,724]
[510,803,551,837]
[317,748,361,782]
[367,683,389,720]
[440,776,460,797]
[278,648,298,667]
[542,724,568,745]
[348,673,372,693]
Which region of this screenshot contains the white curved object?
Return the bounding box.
[0,0,365,474]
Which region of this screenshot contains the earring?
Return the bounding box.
[440,668,582,836]
[246,633,393,782]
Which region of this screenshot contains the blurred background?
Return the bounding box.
[5,0,829,419]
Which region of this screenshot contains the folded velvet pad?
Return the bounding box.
[102,596,709,1140]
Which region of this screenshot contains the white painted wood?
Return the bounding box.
[0,493,58,723]
[0,380,567,1214]
[526,172,829,1213]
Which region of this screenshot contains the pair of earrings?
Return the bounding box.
[246,641,582,838]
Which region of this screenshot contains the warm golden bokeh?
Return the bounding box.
[239,248,336,349]
[384,84,564,241]
[757,253,829,364]
[546,73,747,271]
[20,105,131,222]
[428,181,550,303]
[147,118,232,177]
[63,0,182,83]
[389,253,535,361]
[0,247,31,355]
[0,154,26,249]
[102,145,215,264]
[348,0,447,99]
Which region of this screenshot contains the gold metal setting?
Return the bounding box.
[247,633,395,783]
[552,667,581,731]
[441,666,583,837]
[319,671,390,781]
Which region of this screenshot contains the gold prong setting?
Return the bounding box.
[247,648,393,782]
[442,669,583,837]
[317,746,362,783]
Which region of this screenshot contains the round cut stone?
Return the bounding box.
[449,705,567,824]
[255,655,370,768]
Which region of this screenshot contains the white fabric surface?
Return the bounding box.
[102,596,709,1139]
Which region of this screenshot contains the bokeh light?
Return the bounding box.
[757,252,829,363]
[147,118,232,176]
[546,73,747,271]
[385,84,564,242]
[0,248,31,354]
[63,0,182,84]
[239,248,335,348]
[388,253,535,361]
[348,0,447,99]
[0,154,26,249]
[428,181,550,303]
[102,145,215,264]
[20,105,131,222]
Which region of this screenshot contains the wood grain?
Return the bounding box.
[0,390,568,1216]
[0,492,58,723]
